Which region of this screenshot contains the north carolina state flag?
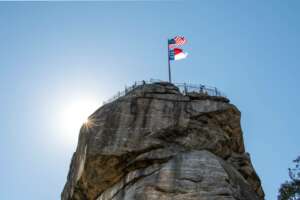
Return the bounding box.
[169,48,188,61]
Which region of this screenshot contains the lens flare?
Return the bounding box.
[60,99,99,143]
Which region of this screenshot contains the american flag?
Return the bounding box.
[174,36,187,45]
[168,36,187,48]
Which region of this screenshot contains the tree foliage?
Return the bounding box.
[278,156,300,200]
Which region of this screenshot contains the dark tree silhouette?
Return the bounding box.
[278,156,300,200]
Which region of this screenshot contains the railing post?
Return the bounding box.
[200,85,204,93]
[184,83,187,95]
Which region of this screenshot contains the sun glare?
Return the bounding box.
[60,99,100,142]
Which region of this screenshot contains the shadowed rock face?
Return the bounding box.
[62,82,264,200]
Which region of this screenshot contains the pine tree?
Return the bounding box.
[278,156,300,200]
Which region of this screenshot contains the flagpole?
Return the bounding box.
[168,40,172,83]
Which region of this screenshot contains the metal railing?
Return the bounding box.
[102,79,226,105]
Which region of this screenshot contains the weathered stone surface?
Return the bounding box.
[62,82,264,200]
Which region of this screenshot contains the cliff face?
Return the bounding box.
[62,82,264,200]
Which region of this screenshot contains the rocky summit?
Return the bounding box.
[62,82,264,200]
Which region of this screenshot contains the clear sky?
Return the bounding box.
[0,1,299,200]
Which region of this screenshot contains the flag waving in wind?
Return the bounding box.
[169,48,188,60]
[168,36,187,48]
[167,35,188,82]
[168,36,188,61]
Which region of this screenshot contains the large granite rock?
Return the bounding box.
[62,82,264,200]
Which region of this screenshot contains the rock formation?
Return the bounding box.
[62,82,264,200]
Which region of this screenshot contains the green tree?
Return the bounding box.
[278,156,300,200]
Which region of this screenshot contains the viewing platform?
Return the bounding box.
[103,79,228,105]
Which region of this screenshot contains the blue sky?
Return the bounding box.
[0,1,299,199]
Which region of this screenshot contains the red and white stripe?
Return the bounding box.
[174,36,187,46]
[173,48,188,60]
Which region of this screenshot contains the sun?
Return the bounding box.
[60,98,100,142]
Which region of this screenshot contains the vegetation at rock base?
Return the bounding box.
[278,156,300,200]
